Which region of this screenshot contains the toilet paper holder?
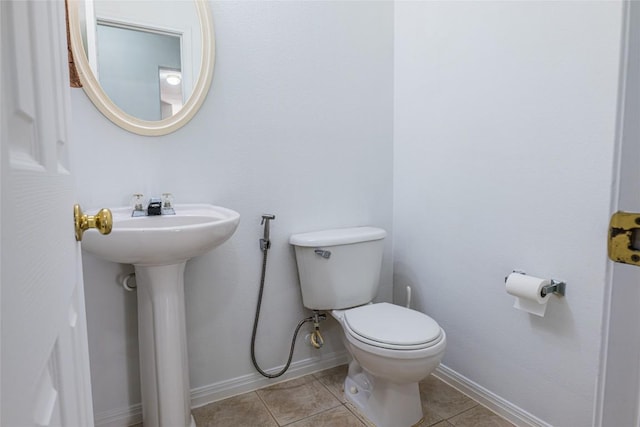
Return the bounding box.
[540,279,566,298]
[505,271,566,298]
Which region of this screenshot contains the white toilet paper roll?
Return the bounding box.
[505,273,551,317]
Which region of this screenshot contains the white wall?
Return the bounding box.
[74,1,629,424]
[71,0,394,419]
[394,2,623,426]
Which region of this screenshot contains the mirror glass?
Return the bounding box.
[69,0,215,136]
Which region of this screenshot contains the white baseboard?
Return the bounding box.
[433,364,551,427]
[94,350,348,427]
[93,404,142,427]
[190,350,349,408]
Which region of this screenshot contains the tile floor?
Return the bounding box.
[187,365,515,427]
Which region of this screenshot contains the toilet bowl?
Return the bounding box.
[289,227,447,427]
[332,303,446,427]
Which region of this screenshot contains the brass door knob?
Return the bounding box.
[74,204,113,241]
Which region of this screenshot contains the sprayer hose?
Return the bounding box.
[250,247,314,378]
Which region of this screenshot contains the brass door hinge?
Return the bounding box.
[608,211,640,266]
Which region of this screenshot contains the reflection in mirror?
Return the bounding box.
[80,0,200,120]
[68,0,214,136]
[97,22,182,120]
[159,67,184,119]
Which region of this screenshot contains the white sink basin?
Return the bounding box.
[81,203,240,427]
[82,203,240,266]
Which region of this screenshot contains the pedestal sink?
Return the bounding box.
[82,204,240,427]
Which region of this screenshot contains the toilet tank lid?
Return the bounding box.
[289,226,386,247]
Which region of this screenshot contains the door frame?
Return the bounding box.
[595,1,640,425]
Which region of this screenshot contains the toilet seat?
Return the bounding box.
[343,303,443,351]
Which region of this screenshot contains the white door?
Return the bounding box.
[1,1,94,426]
[596,2,640,426]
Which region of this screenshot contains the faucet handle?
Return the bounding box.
[162,193,174,208]
[161,193,176,215]
[131,193,145,216]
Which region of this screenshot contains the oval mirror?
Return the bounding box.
[68,0,215,136]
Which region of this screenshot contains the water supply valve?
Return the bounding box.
[310,310,326,349]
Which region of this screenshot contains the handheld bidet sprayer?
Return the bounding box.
[251,213,325,379]
[259,214,275,251]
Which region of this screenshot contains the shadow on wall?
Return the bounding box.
[119,264,141,403]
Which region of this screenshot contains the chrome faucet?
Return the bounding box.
[132,194,146,217]
[161,193,175,215]
[131,193,176,217]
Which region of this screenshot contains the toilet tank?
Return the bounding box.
[289,227,386,310]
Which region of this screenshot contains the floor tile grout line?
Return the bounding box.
[255,376,343,426]
[445,402,515,426]
[313,370,371,426]
[281,405,344,427]
[442,402,479,421]
[440,402,480,421]
[453,392,517,426]
[252,389,281,426]
[316,373,345,403]
[343,402,371,427]
[277,404,361,427]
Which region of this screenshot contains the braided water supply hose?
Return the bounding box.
[250,214,325,378]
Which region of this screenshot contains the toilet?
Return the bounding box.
[290,226,446,427]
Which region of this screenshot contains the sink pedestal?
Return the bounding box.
[136,262,195,427]
[80,204,240,427]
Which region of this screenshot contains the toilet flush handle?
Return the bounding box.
[314,249,331,259]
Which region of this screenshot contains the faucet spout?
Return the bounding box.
[147,198,162,216]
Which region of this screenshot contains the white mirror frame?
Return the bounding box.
[68,0,215,136]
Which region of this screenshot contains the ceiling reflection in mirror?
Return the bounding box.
[68,0,214,135]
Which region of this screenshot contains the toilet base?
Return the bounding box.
[344,369,423,427]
